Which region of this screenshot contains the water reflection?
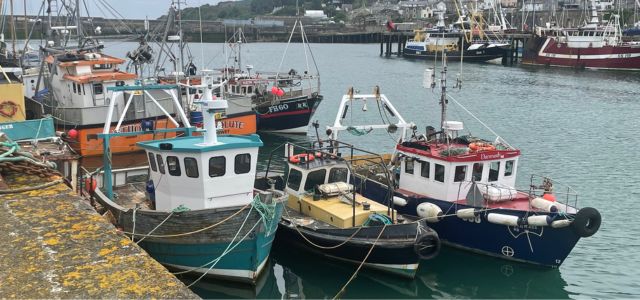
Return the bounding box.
[185,244,572,299]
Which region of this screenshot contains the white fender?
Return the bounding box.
[531,197,558,212]
[416,202,442,223]
[551,219,571,228]
[487,213,520,226]
[527,215,552,226]
[456,208,477,219]
[393,196,407,207]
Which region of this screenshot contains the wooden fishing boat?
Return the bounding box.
[256,141,440,278]
[92,75,285,283]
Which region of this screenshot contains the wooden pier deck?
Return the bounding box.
[0,171,197,298]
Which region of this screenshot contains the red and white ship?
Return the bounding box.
[522,0,640,70]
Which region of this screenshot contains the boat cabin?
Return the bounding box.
[284,151,393,228]
[396,121,521,202]
[46,52,137,108]
[137,93,262,211]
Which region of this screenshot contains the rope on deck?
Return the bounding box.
[333,224,387,300]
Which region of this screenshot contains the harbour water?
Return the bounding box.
[106,42,640,298]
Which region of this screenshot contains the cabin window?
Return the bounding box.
[247,86,253,94]
[167,156,181,176]
[93,83,103,95]
[420,161,430,178]
[81,84,85,95]
[504,160,514,177]
[454,165,467,182]
[184,157,199,178]
[328,167,348,183]
[156,154,165,174]
[472,163,483,181]
[287,168,303,191]
[405,159,414,175]
[489,161,500,182]
[148,152,157,172]
[116,81,125,87]
[72,83,77,94]
[304,169,327,191]
[234,153,251,174]
[434,164,445,183]
[241,87,247,94]
[209,156,226,177]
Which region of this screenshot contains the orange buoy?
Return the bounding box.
[289,153,315,164]
[542,193,556,202]
[84,177,98,193]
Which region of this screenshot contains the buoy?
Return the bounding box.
[531,197,558,212]
[416,202,443,222]
[392,196,407,207]
[289,153,315,164]
[527,215,552,226]
[551,219,571,228]
[456,208,477,219]
[68,128,79,140]
[84,177,97,193]
[487,213,520,226]
[542,193,557,202]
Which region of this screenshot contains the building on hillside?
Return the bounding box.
[305,10,329,19]
[398,1,431,19]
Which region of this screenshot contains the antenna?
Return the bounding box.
[198,3,204,71]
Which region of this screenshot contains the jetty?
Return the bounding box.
[0,169,197,298]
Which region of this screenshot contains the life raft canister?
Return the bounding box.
[289,153,315,164]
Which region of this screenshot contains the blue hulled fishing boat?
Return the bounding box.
[93,74,285,283]
[325,61,601,268]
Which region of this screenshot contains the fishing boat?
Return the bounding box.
[150,4,322,134]
[0,42,80,190]
[522,0,640,70]
[255,139,440,278]
[404,9,508,62]
[91,74,285,283]
[326,60,601,268]
[22,0,180,156]
[213,24,323,134]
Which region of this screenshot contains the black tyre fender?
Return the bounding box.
[572,207,601,238]
[414,232,441,260]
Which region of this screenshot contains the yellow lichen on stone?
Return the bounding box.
[43,237,59,246]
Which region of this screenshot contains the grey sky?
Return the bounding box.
[11,0,227,20]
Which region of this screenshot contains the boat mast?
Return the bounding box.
[176,0,185,75]
[439,52,448,131]
[75,0,82,47]
[9,0,15,57]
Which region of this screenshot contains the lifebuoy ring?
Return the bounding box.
[0,101,19,118]
[571,207,601,238]
[289,153,315,164]
[414,231,441,260]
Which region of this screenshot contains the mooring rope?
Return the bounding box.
[172,204,256,280]
[122,202,251,238]
[333,224,387,300]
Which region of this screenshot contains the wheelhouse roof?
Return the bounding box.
[137,134,262,153]
[397,140,520,163]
